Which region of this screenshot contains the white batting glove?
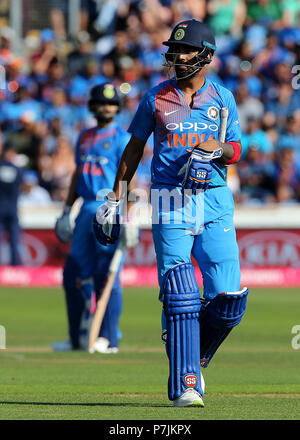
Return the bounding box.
[55,206,72,243]
[94,193,121,246]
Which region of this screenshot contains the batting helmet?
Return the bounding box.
[163,19,216,52]
[162,19,216,81]
[88,83,121,106]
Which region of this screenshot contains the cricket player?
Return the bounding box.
[93,20,248,406]
[54,83,139,353]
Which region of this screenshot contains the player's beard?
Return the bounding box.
[175,64,200,81]
[95,111,114,125]
[173,56,202,81]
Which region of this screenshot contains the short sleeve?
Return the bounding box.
[128,92,155,141]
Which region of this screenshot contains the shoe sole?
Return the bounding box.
[173,398,204,408]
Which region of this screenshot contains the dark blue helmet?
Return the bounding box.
[162,19,216,81]
[163,19,216,52]
[88,83,121,106]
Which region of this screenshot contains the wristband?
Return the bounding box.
[224,142,241,165]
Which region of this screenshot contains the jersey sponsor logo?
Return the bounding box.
[79,162,104,176]
[207,106,219,120]
[166,121,218,132]
[167,133,214,147]
[184,374,197,387]
[79,155,108,176]
[79,154,108,164]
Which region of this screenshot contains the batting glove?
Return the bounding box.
[55,206,72,243]
[179,148,223,193]
[93,193,121,246]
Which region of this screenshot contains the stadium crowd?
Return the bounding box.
[0,0,300,205]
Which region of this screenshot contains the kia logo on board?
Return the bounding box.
[238,231,300,267]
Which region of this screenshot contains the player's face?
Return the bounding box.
[90,102,119,123]
[166,44,203,80]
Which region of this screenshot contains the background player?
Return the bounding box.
[93,19,248,406]
[54,83,138,353]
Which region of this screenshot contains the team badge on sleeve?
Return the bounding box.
[207,106,219,120]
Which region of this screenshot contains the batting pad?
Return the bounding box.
[200,287,248,368]
[163,263,203,400]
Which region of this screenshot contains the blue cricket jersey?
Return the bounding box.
[128,78,241,188]
[75,123,130,200]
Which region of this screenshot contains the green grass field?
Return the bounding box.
[0,286,300,420]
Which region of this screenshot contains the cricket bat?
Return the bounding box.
[88,244,124,352]
[219,107,229,143]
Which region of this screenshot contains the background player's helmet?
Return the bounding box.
[88,83,121,106]
[162,19,216,81]
[88,83,121,123]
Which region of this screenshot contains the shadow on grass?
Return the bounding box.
[0,401,170,408]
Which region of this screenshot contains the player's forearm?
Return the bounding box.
[113,137,146,200]
[65,169,79,208]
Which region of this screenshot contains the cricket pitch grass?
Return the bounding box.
[0,286,300,420]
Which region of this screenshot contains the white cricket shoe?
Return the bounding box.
[173,389,204,408]
[89,337,119,354]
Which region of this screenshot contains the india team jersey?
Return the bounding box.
[128,78,241,188]
[75,123,130,200]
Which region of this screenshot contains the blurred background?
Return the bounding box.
[0,0,299,288]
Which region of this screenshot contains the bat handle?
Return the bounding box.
[219,107,229,144]
[109,247,124,274]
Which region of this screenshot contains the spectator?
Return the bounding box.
[207,0,246,37]
[48,135,76,201]
[50,0,68,41]
[238,145,275,204]
[19,170,52,206]
[0,142,23,265]
[271,147,300,203]
[265,83,294,128]
[241,116,274,159]
[277,113,300,161]
[0,1,298,206]
[44,88,74,128]
[235,82,264,133]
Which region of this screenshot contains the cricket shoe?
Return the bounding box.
[173,388,204,408]
[89,337,119,354]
